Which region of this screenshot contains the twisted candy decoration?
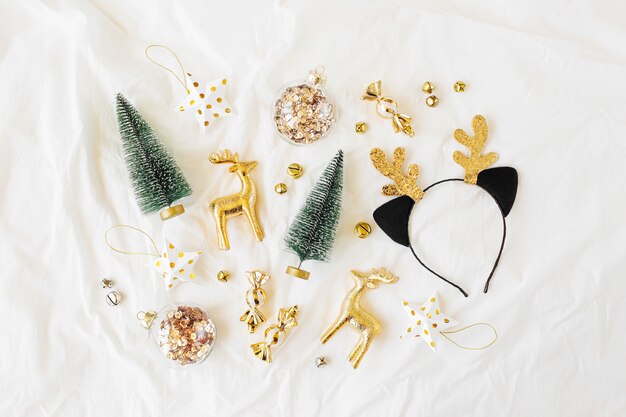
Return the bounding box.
[251,305,299,363]
[362,81,415,137]
[240,270,270,333]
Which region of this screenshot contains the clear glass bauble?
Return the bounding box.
[272,66,337,146]
[137,303,216,368]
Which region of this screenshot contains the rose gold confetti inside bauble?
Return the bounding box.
[273,69,336,145]
[146,304,216,367]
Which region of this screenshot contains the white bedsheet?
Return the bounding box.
[2,1,626,416]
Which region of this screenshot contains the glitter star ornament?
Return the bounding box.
[150,239,202,290]
[176,74,234,130]
[401,293,457,351]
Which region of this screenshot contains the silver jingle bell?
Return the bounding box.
[106,291,122,306]
[100,279,114,289]
[315,357,327,368]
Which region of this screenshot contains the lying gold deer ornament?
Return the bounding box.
[321,268,399,369]
[208,149,264,250]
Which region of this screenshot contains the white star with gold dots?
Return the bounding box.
[150,239,202,290]
[176,73,234,131]
[401,292,457,351]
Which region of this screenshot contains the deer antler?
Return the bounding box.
[453,115,498,184]
[370,267,399,284]
[209,149,239,164]
[370,147,423,202]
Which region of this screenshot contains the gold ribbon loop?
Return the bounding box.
[441,322,498,350]
[145,44,188,92]
[104,225,159,257]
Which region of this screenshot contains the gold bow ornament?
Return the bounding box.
[250,305,299,363]
[362,81,415,137]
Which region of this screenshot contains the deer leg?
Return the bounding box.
[348,334,364,363]
[351,329,374,369]
[213,211,229,251]
[242,203,264,242]
[321,316,349,344]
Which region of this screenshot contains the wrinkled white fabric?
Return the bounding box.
[1,0,625,416]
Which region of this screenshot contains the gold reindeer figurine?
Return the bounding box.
[321,268,399,369]
[208,149,264,250]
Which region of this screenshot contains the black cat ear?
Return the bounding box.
[477,167,518,217]
[373,195,415,247]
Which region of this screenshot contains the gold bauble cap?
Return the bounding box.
[159,204,185,221]
[286,265,310,280]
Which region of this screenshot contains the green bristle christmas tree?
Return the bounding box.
[284,150,344,280]
[116,93,192,221]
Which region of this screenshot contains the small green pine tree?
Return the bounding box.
[116,94,192,215]
[285,150,344,267]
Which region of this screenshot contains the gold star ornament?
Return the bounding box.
[401,292,457,351]
[177,74,234,131]
[150,239,202,290]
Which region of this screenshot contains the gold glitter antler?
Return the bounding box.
[209,149,239,164]
[370,147,424,202]
[453,115,498,184]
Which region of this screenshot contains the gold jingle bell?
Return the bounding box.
[287,163,304,179]
[425,95,439,108]
[217,270,230,282]
[355,222,372,239]
[454,81,466,92]
[421,81,434,94]
[355,122,368,134]
[275,183,288,194]
[159,204,185,221]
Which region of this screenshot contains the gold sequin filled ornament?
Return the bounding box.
[273,66,337,145]
[137,303,216,367]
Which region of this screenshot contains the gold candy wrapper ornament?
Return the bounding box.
[137,304,216,367]
[240,270,270,334]
[208,150,264,250]
[251,305,299,363]
[362,81,414,137]
[273,66,337,145]
[321,268,398,369]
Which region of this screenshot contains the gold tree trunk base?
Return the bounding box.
[286,266,310,280]
[159,204,185,221]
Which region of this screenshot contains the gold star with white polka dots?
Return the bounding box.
[176,74,234,131]
[400,292,457,351]
[150,239,202,290]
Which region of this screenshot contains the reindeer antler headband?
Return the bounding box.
[370,115,518,297]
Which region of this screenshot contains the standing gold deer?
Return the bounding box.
[321,268,399,369]
[208,149,264,250]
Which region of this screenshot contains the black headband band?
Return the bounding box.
[374,167,516,297]
[371,136,518,297]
